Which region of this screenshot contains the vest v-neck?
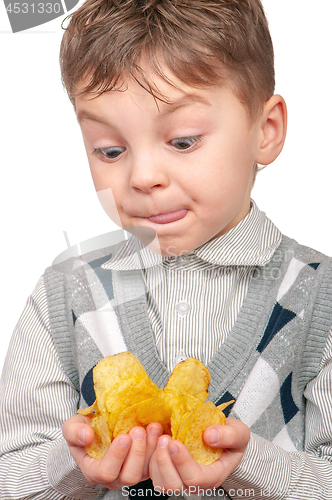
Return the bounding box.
[112,237,290,397]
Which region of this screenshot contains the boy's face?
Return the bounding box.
[76,67,263,256]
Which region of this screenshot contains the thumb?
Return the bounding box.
[62,414,95,447]
[203,418,250,452]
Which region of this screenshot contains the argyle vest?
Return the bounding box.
[44,234,332,499]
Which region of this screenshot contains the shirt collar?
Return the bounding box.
[101,199,282,271]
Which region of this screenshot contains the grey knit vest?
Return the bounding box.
[44,234,332,499]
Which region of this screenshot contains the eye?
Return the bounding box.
[170,135,202,151]
[93,146,126,162]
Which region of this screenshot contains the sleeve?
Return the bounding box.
[0,277,107,500]
[222,328,332,500]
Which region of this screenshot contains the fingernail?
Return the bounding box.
[208,427,219,445]
[78,428,86,445]
[158,436,169,448]
[150,425,162,438]
[119,436,131,448]
[132,427,145,440]
[169,442,178,456]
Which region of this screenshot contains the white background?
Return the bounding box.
[0,0,331,373]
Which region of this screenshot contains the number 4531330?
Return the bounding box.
[6,2,61,13]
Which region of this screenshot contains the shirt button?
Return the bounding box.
[174,352,188,365]
[175,301,191,315]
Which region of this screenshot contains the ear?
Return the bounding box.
[255,95,287,166]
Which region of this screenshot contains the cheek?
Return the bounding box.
[191,149,254,214]
[96,188,123,227]
[214,137,256,191]
[88,161,109,192]
[88,163,126,226]
[89,158,126,195]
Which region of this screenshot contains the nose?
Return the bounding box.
[129,151,169,194]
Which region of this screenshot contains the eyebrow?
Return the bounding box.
[158,94,212,116]
[76,110,110,126]
[76,93,211,125]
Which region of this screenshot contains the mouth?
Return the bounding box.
[145,209,188,224]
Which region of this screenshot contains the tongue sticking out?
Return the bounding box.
[148,209,188,224]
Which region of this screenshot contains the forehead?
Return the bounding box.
[74,57,225,117]
[76,92,214,127]
[74,57,253,129]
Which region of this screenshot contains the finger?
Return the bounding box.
[203,418,250,452]
[167,439,240,490]
[152,435,184,491]
[62,414,96,468]
[198,419,251,485]
[62,414,95,447]
[114,427,147,487]
[165,439,203,488]
[142,423,163,479]
[83,433,132,487]
[149,437,170,490]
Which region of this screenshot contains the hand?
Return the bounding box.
[62,414,163,489]
[149,418,250,494]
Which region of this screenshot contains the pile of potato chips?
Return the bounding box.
[78,352,232,465]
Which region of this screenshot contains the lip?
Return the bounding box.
[146,209,188,224]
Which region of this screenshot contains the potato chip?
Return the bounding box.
[84,412,111,459]
[93,352,159,434]
[217,400,235,413]
[177,401,226,465]
[114,390,182,437]
[113,398,153,437]
[165,357,210,402]
[77,400,97,416]
[135,389,180,435]
[78,353,233,465]
[169,393,203,439]
[171,407,189,440]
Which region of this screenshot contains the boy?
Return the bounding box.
[1,1,332,499]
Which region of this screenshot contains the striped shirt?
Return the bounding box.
[103,200,282,371]
[1,200,332,499]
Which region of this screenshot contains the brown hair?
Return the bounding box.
[60,0,275,122]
